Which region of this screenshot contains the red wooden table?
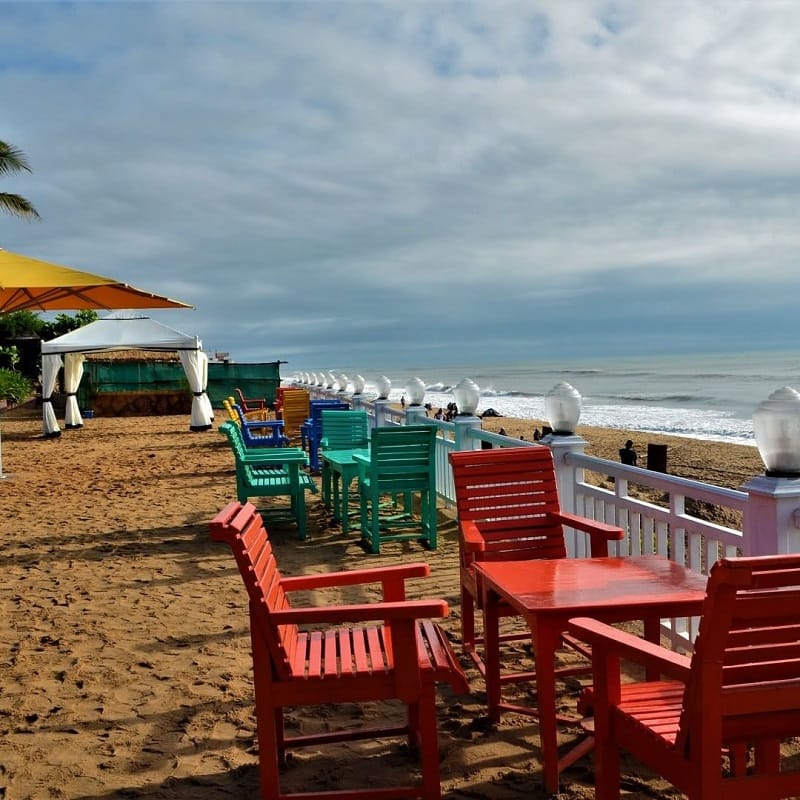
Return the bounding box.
[474,555,707,792]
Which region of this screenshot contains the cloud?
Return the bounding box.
[2,1,800,371]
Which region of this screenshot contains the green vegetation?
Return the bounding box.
[0,369,31,406]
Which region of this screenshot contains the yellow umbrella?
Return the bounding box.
[0,249,193,312]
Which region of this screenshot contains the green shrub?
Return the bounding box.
[0,368,32,405]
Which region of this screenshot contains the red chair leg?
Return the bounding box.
[418,686,443,800]
[461,584,475,654]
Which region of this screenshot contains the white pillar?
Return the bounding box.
[453,414,482,452]
[541,433,588,516]
[405,405,427,424]
[373,398,391,429]
[741,475,800,555]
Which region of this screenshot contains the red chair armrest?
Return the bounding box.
[460,520,487,553]
[552,511,624,556]
[281,563,431,603]
[269,598,449,625]
[568,616,691,682]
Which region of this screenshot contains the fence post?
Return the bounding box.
[542,433,588,516]
[406,405,427,425]
[453,414,482,452]
[373,398,391,429]
[741,475,800,555]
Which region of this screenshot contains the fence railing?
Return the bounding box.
[304,384,800,645]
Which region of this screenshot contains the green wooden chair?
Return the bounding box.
[319,409,370,533]
[353,425,437,554]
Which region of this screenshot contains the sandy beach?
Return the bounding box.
[0,403,765,799]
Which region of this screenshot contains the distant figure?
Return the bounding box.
[498,427,507,437]
[400,395,406,409]
[532,428,542,441]
[434,407,444,420]
[619,439,638,466]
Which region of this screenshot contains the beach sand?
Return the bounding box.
[0,403,764,799]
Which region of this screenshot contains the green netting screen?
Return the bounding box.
[78,360,282,409]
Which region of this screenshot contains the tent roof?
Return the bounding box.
[41,316,201,356]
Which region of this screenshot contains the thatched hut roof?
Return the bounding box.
[84,349,179,362]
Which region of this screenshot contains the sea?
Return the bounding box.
[319,351,800,448]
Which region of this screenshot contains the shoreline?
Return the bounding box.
[476,413,764,491]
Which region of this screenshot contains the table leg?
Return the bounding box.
[340,467,351,535]
[531,618,562,793]
[484,588,502,723]
[643,615,662,681]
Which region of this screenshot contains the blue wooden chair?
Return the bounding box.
[224,398,289,447]
[354,425,437,554]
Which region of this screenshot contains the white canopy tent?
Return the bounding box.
[40,316,214,436]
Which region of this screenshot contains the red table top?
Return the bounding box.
[475,555,708,617]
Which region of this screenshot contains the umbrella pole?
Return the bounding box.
[0,425,5,478]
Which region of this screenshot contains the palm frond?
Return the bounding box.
[0,141,33,175]
[0,192,41,219]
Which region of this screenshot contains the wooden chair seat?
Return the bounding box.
[284,618,461,684]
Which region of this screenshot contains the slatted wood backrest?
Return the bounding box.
[676,554,800,757]
[449,446,567,562]
[309,400,350,424]
[280,390,311,436]
[235,387,264,410]
[321,409,370,450]
[222,398,240,425]
[220,421,247,459]
[210,502,297,681]
[367,426,435,492]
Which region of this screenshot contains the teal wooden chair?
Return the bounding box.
[353,425,437,554]
[319,409,370,534]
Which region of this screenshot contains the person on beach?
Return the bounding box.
[620,439,638,466]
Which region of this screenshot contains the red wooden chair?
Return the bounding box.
[569,553,800,800]
[235,386,267,413]
[209,501,469,800]
[448,446,624,690]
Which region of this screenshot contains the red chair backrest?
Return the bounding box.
[209,502,296,680]
[449,446,568,562]
[677,554,800,756]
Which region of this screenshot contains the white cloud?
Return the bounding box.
[2,1,800,367]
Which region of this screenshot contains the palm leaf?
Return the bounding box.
[0,192,40,219]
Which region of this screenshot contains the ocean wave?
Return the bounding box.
[610,393,713,404]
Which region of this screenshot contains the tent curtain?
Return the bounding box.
[179,349,214,431]
[42,354,62,437]
[64,353,86,429]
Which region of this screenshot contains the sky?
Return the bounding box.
[2,1,800,375]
